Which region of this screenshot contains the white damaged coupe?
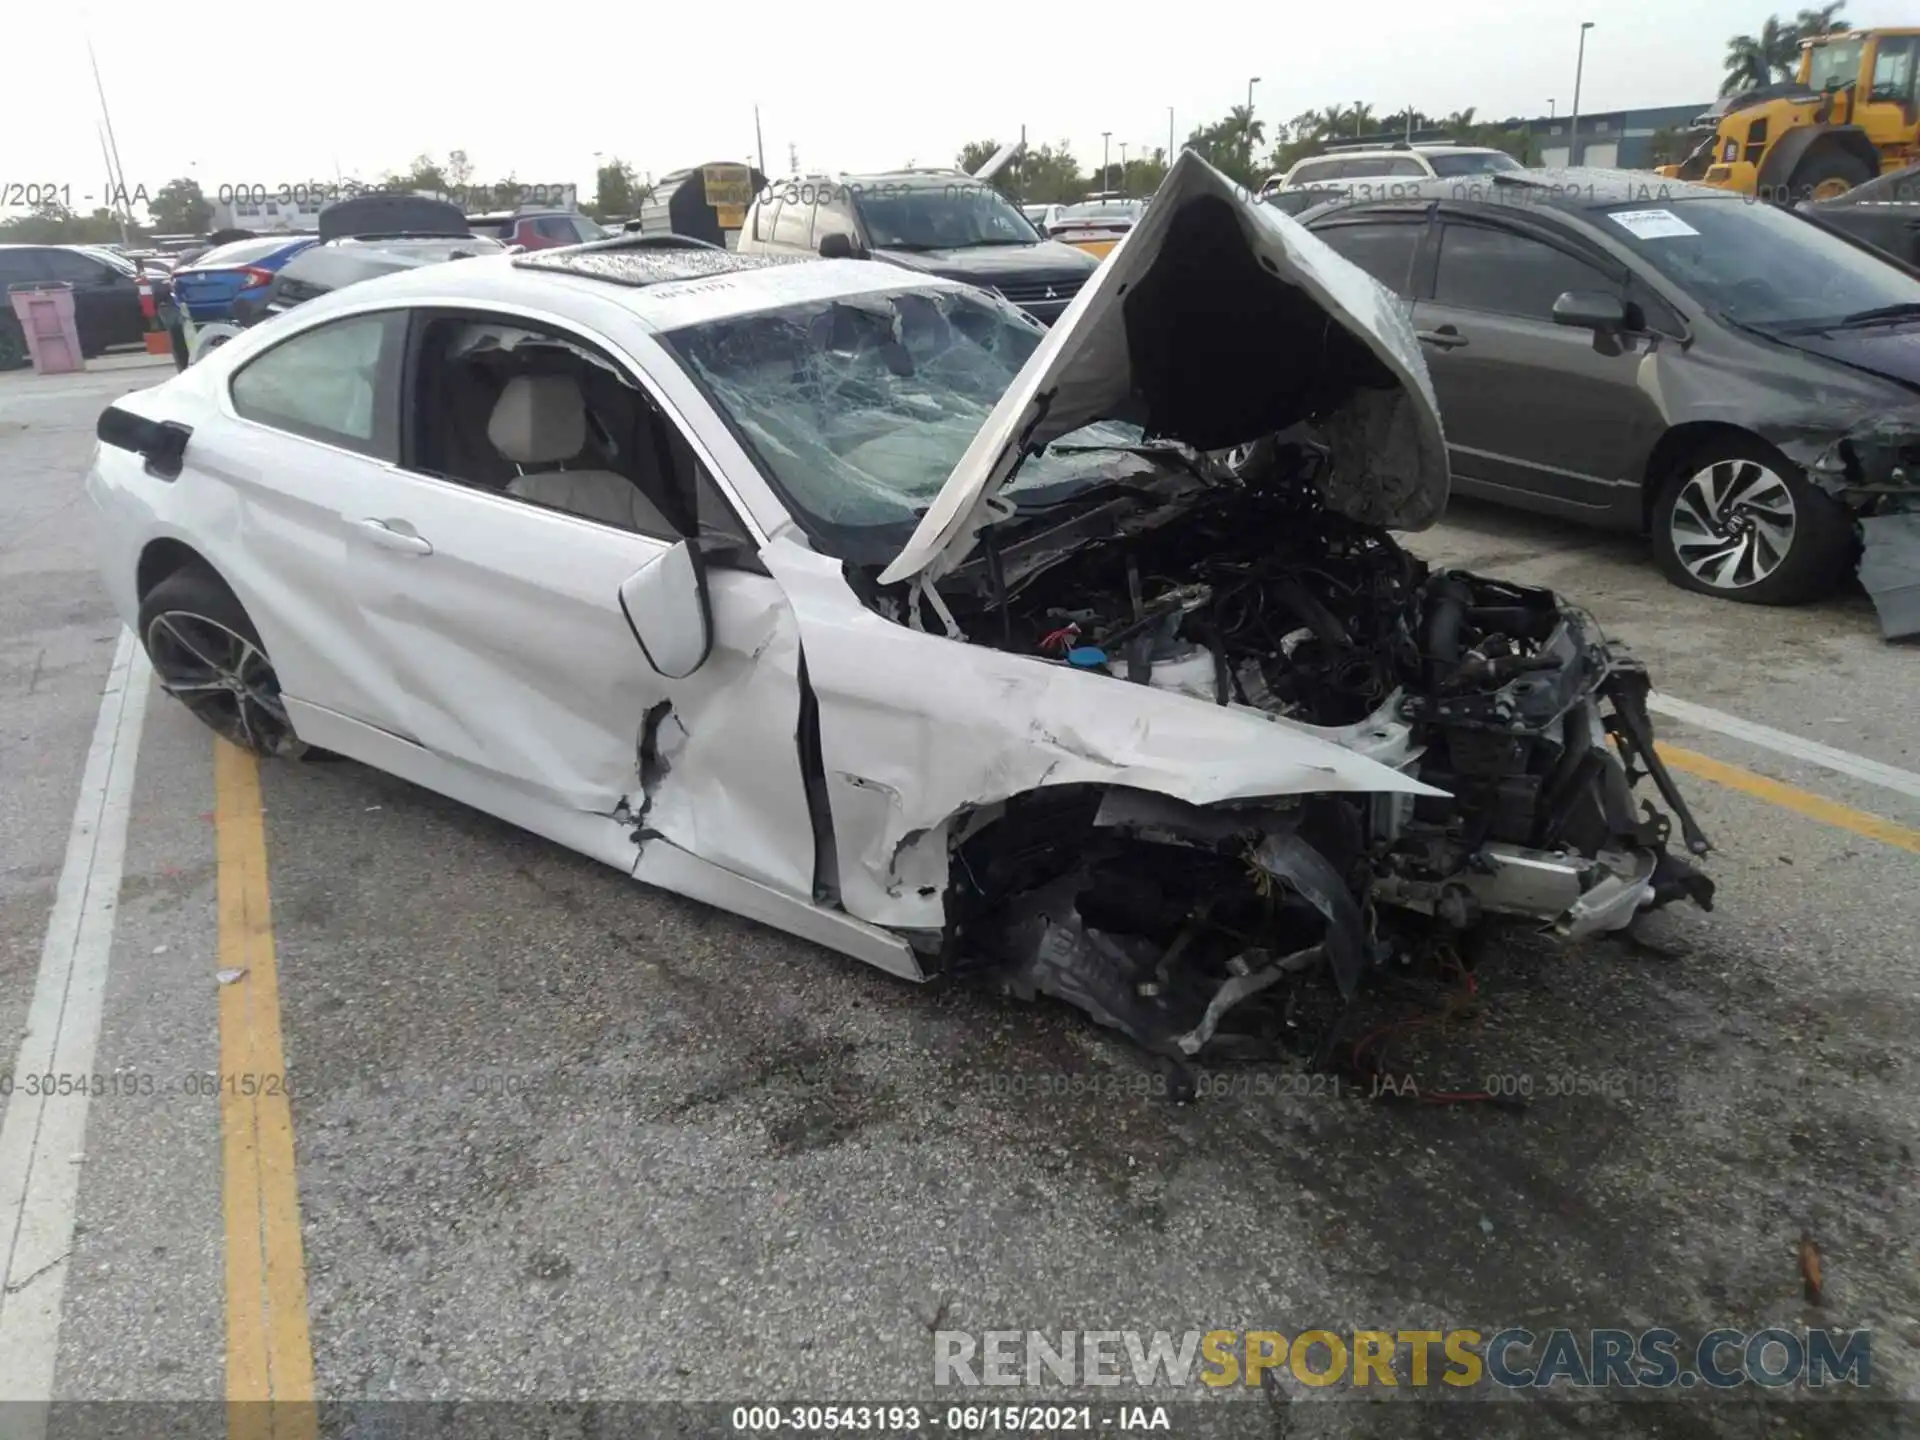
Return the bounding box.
[90,153,1715,1065]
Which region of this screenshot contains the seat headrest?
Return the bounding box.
[488,374,585,465]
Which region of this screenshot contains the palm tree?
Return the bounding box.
[1441,108,1479,136]
[1722,15,1802,93]
[1347,103,1378,138]
[1795,3,1848,38]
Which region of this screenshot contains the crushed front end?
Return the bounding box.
[929,440,1715,1064]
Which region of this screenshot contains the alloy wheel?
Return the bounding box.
[1223,443,1259,475]
[1667,457,1798,591]
[145,610,301,755]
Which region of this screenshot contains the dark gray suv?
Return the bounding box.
[736,171,1099,326]
[1289,169,1920,621]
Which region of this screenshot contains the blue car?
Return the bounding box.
[169,235,318,322]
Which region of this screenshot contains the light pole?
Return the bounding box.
[1118,141,1129,194]
[1549,98,1557,118]
[1355,99,1365,139]
[1102,131,1112,193]
[1569,22,1594,164]
[1247,76,1260,114]
[1168,106,1175,162]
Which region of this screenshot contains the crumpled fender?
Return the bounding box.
[766,538,1441,931]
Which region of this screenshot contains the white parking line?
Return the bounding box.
[0,631,151,1419]
[1649,692,1920,805]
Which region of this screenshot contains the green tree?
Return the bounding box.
[1013,141,1084,204]
[593,158,639,220]
[1723,15,1803,92]
[1795,3,1848,39]
[956,138,1020,196]
[1647,125,1694,166]
[385,152,451,194]
[149,177,211,235]
[1123,148,1170,196]
[1184,107,1267,186]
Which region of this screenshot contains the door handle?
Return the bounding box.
[1416,327,1468,350]
[355,518,433,555]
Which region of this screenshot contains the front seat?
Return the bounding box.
[488,373,675,536]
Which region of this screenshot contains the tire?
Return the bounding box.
[1650,434,1856,606]
[138,565,308,758]
[1786,148,1876,204]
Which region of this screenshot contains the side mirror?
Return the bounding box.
[618,540,713,680]
[818,232,857,260]
[1552,290,1628,333]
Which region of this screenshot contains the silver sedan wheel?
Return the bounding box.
[145,610,302,756]
[1223,443,1259,475]
[1667,457,1798,591]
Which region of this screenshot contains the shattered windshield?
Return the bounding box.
[854,186,1041,249]
[661,286,1146,559]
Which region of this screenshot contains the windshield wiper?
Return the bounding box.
[1829,302,1920,329]
[1777,301,1920,334]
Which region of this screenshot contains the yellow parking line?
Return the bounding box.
[215,738,316,1440]
[1656,742,1920,856]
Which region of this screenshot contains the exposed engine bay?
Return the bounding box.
[865,430,1718,1064]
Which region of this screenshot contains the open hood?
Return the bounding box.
[878,150,1450,588]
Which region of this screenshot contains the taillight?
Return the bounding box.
[240,267,275,289]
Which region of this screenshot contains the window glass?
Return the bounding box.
[189,237,297,269]
[0,250,46,285]
[1870,36,1915,102]
[1806,38,1863,91]
[771,197,814,248]
[1626,275,1686,336]
[39,250,110,284]
[1291,160,1340,185]
[1600,197,1920,329]
[232,315,392,453]
[1383,157,1427,176]
[1312,221,1424,294]
[814,197,857,245]
[661,285,1147,561]
[1433,223,1611,319]
[1428,151,1525,177]
[853,185,1037,247]
[1340,157,1397,178]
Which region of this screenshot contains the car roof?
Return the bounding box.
[273,241,968,334]
[1299,166,1737,214]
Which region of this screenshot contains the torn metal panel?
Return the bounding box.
[764,538,1442,933]
[624,570,821,897]
[1859,511,1920,640]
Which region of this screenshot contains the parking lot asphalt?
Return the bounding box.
[3,361,1918,1439]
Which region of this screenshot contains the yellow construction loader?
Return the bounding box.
[1658,27,1918,201]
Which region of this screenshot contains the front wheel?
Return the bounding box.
[1651,436,1856,606]
[138,565,307,757]
[1786,149,1876,204]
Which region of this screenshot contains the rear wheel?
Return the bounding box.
[138,565,307,757]
[1651,435,1855,606]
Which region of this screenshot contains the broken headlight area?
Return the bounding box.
[1780,416,1920,640]
[903,440,1716,1063]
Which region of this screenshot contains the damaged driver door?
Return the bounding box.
[339,308,822,900]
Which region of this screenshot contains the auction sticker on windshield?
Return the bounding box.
[1608,209,1700,239]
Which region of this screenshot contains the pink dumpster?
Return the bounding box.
[8,282,83,375]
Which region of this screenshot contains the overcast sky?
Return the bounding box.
[8,0,1910,209]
